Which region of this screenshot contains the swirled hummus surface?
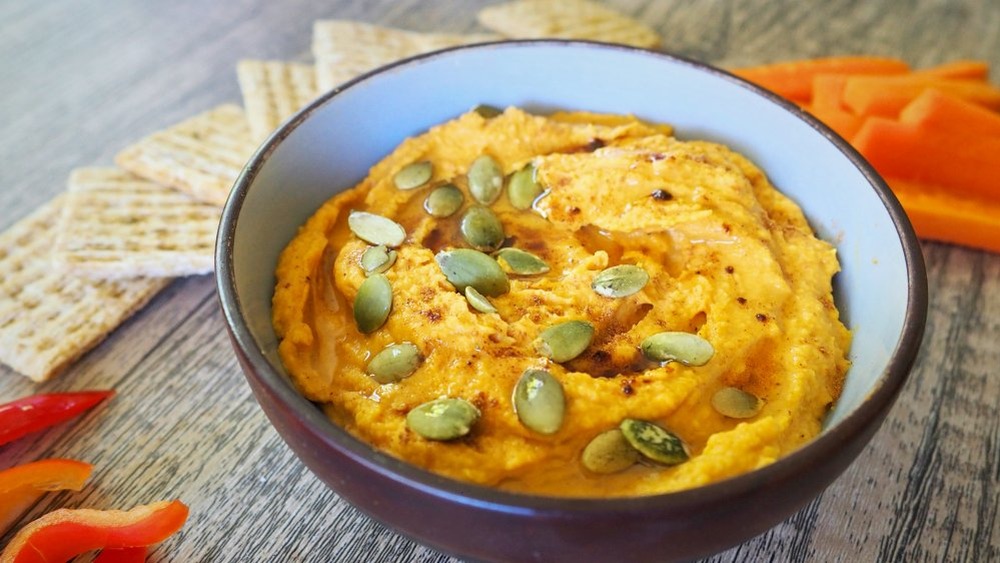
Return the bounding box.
[272,107,851,497]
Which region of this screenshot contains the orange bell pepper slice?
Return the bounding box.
[0,499,189,563]
[0,390,115,446]
[93,547,148,563]
[0,459,93,534]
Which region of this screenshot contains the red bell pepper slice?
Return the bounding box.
[0,390,115,446]
[0,458,93,533]
[0,499,189,563]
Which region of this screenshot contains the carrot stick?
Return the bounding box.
[732,56,910,102]
[899,89,1000,136]
[913,60,990,80]
[811,75,851,109]
[805,104,864,139]
[852,117,1000,200]
[843,75,1000,117]
[888,178,1000,253]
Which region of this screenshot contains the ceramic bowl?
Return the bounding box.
[216,40,927,562]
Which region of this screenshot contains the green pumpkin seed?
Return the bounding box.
[460,206,505,252]
[508,163,543,210]
[347,210,406,248]
[533,320,594,363]
[711,387,763,419]
[393,161,433,190]
[473,104,503,118]
[592,264,650,298]
[512,369,565,434]
[468,155,504,205]
[464,286,497,314]
[494,248,550,275]
[619,418,689,466]
[360,245,397,275]
[353,273,392,334]
[435,248,510,297]
[406,397,481,441]
[640,332,714,366]
[366,342,421,384]
[423,184,464,218]
[581,429,641,474]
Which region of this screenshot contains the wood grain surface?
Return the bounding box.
[1,1,997,561]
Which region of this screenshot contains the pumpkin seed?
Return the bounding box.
[508,163,543,210]
[468,155,504,205]
[435,248,510,297]
[406,397,480,441]
[640,332,714,366]
[619,418,689,466]
[464,286,497,314]
[360,245,397,275]
[393,161,433,190]
[512,369,565,435]
[581,429,641,474]
[353,273,392,334]
[473,104,502,118]
[533,320,594,363]
[366,342,421,384]
[423,184,464,218]
[711,387,763,419]
[592,264,650,298]
[460,206,505,252]
[347,210,406,248]
[494,248,550,275]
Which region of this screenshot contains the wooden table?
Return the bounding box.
[1,1,997,560]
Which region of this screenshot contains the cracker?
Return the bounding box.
[54,167,220,279]
[0,196,170,381]
[477,0,661,49]
[115,104,257,207]
[312,20,500,92]
[237,60,318,142]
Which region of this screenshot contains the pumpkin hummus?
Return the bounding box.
[272,107,851,497]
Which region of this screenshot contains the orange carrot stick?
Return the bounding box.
[852,117,1000,200]
[899,89,1000,136]
[805,104,864,139]
[913,60,990,80]
[888,178,1000,254]
[732,56,909,102]
[843,75,1000,117]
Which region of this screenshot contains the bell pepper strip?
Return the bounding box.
[93,547,148,563]
[887,179,1000,254]
[0,499,189,563]
[899,89,1000,137]
[0,390,115,446]
[0,459,93,534]
[913,59,990,80]
[731,56,909,102]
[842,74,1000,117]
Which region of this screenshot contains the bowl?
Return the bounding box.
[215,40,927,562]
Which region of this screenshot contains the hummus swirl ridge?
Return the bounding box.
[272,108,851,497]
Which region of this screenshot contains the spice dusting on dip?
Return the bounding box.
[271,107,851,497]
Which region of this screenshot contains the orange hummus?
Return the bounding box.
[272,107,851,497]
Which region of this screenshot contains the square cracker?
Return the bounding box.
[115,104,257,207]
[477,0,661,49]
[312,20,500,92]
[0,196,170,381]
[237,60,318,142]
[54,167,220,279]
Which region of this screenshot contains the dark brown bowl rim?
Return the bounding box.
[216,39,928,515]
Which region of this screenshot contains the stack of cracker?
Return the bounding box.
[0,0,659,382]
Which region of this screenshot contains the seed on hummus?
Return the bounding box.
[393,160,433,190]
[406,397,481,441]
[640,331,715,366]
[272,107,851,497]
[512,368,566,435]
[493,248,550,275]
[347,210,406,248]
[533,320,595,363]
[619,418,689,466]
[459,205,505,252]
